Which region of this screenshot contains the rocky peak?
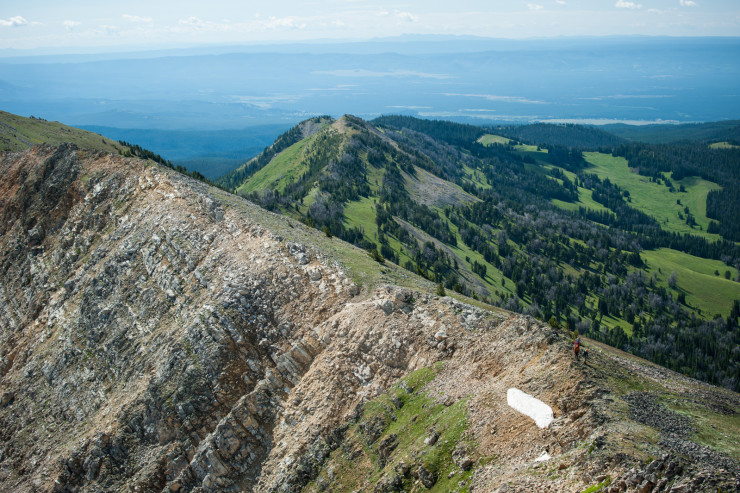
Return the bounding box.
[0,145,737,492]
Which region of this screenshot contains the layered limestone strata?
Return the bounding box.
[0,145,737,493]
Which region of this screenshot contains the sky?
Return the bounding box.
[1,0,739,53]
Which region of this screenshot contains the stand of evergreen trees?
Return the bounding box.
[225,116,740,391]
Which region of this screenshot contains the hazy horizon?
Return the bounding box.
[2,3,738,171]
[2,1,739,53]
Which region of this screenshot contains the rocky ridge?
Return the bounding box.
[0,145,737,492]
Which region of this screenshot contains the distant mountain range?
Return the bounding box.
[2,36,739,130]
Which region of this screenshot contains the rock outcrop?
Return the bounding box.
[0,145,737,492]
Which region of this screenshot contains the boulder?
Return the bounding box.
[424,429,439,446]
[307,267,322,281]
[418,465,436,488]
[637,479,654,493]
[375,299,394,315]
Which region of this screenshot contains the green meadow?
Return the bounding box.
[477,134,511,146]
[583,152,722,240]
[709,141,739,150]
[641,248,740,316]
[545,164,612,214]
[343,196,378,234]
[237,134,315,195]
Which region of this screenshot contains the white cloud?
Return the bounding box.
[308,84,357,92]
[680,0,697,6]
[177,15,308,33]
[443,93,545,104]
[555,0,567,4]
[258,16,307,30]
[580,94,673,100]
[385,105,432,110]
[0,16,28,27]
[178,16,209,30]
[123,14,153,23]
[232,94,302,109]
[528,4,544,10]
[63,20,80,31]
[377,10,417,22]
[396,11,418,22]
[100,25,119,34]
[615,0,642,8]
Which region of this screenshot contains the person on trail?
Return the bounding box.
[574,337,581,360]
[583,347,589,364]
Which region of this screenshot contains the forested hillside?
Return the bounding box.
[493,122,625,149]
[603,120,740,144]
[217,116,740,391]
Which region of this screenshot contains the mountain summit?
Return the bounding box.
[0,139,737,492]
[218,115,740,393]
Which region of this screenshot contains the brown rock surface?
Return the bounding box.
[0,145,737,492]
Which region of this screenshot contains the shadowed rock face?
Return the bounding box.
[0,145,737,493]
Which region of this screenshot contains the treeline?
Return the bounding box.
[245,125,457,258]
[373,115,486,149]
[495,122,625,149]
[707,188,740,241]
[604,120,740,144]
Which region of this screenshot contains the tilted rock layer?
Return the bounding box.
[0,145,737,492]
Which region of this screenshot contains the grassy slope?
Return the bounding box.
[477,134,511,145]
[583,152,721,241]
[212,186,433,294]
[0,111,124,154]
[489,138,737,324]
[305,364,475,493]
[551,187,611,214]
[343,196,377,235]
[342,162,384,234]
[236,134,315,195]
[340,158,503,298]
[547,165,612,215]
[340,178,509,300]
[641,248,740,316]
[462,164,491,189]
[709,142,740,150]
[228,125,737,326]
